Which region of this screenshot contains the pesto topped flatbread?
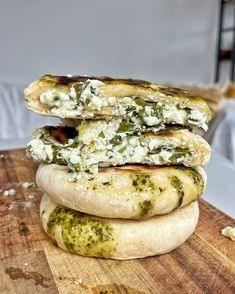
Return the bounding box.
[37,163,206,219]
[40,194,199,259]
[24,75,212,132]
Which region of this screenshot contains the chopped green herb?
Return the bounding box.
[169,148,191,164]
[134,98,149,107]
[110,135,121,145]
[118,146,126,153]
[117,120,135,133]
[99,131,105,138]
[73,83,82,97]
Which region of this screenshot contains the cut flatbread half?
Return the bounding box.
[36,163,206,219]
[27,126,211,177]
[40,194,199,260]
[24,75,211,131]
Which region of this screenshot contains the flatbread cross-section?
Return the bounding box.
[26,123,211,178]
[24,75,212,132]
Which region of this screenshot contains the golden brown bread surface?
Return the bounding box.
[36,163,206,219]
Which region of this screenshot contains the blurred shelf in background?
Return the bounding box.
[215,0,235,81]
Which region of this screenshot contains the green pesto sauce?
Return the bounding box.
[169,175,184,208]
[190,169,203,185]
[138,200,154,218]
[47,206,115,258]
[132,174,155,192]
[131,174,161,217]
[175,166,204,197]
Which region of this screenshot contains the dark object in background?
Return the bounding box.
[215,0,235,82]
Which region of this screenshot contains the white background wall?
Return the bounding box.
[0,0,218,84]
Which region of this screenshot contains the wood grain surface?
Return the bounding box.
[0,149,234,294]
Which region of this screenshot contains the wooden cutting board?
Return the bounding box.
[0,149,235,294]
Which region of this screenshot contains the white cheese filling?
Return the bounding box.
[27,127,196,178]
[39,79,208,131]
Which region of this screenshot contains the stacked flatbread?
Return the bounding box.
[25,75,211,260]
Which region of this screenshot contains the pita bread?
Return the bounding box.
[40,194,199,260]
[27,127,211,179]
[24,75,211,131]
[36,163,206,219]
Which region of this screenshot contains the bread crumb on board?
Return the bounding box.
[221,226,235,241]
[21,182,35,188]
[1,181,36,197]
[3,189,16,196]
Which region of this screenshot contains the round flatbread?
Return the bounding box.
[40,194,199,260]
[24,75,211,131]
[36,163,206,219]
[27,127,211,177]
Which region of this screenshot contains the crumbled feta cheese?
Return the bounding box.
[176,156,185,163]
[144,106,153,116]
[107,96,117,106]
[159,149,173,161]
[3,189,16,196]
[189,109,205,121]
[143,116,161,126]
[89,96,103,110]
[121,97,134,105]
[40,89,70,105]
[38,80,208,131]
[129,137,139,147]
[80,80,104,107]
[132,146,147,161]
[163,104,187,124]
[51,107,84,118]
[188,109,208,131]
[22,182,35,189]
[60,148,80,165]
[29,138,53,161]
[69,86,77,99]
[78,119,120,144]
[69,153,81,165]
[41,79,104,118]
